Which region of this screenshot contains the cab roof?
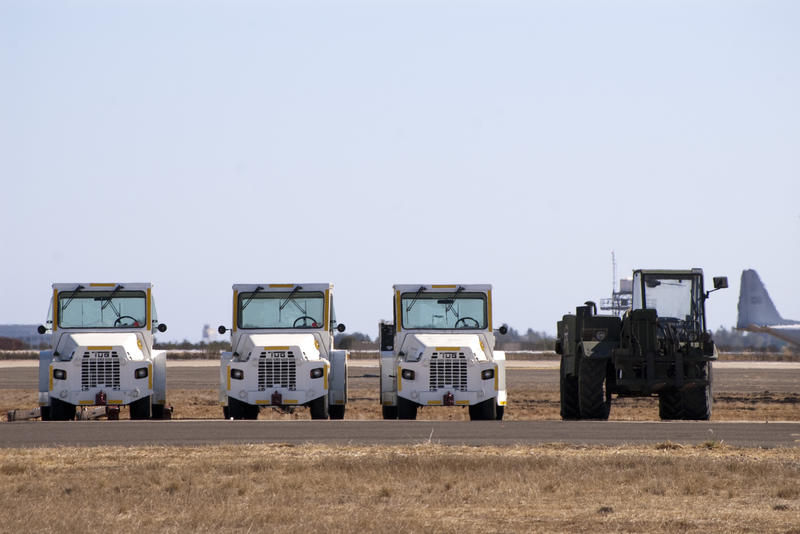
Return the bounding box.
[394,284,492,293]
[52,283,153,291]
[232,283,334,292]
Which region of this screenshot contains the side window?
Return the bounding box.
[151,296,159,327]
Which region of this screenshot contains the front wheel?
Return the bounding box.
[496,404,505,421]
[397,397,418,420]
[328,404,345,420]
[382,405,398,419]
[309,395,329,419]
[560,357,580,420]
[129,396,151,420]
[51,398,75,421]
[578,357,610,420]
[468,398,497,421]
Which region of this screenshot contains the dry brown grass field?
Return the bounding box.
[1,443,798,533]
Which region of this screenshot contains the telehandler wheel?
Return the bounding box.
[578,357,610,420]
[659,363,712,421]
[382,405,398,419]
[560,358,580,420]
[51,399,76,421]
[397,397,418,420]
[309,395,329,419]
[228,397,248,419]
[130,396,151,420]
[468,398,497,421]
[329,404,345,420]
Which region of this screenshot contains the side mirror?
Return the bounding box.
[336,323,346,333]
[498,324,508,335]
[713,277,728,290]
[157,323,168,333]
[218,325,227,334]
[37,325,47,334]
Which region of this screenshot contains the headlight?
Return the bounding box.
[401,369,415,380]
[53,369,67,380]
[231,368,244,380]
[134,367,149,379]
[310,368,324,379]
[481,369,495,380]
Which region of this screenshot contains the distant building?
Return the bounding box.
[0,324,43,348]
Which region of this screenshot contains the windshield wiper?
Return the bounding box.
[241,286,264,311]
[405,286,426,312]
[100,284,124,311]
[444,286,465,317]
[62,284,85,311]
[279,285,303,311]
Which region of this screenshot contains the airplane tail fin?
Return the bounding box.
[737,269,788,328]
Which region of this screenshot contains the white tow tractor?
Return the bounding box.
[379,284,508,420]
[37,283,169,420]
[218,283,348,419]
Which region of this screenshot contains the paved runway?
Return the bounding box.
[1,420,797,448]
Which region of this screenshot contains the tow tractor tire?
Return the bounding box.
[496,404,505,421]
[397,397,418,420]
[222,405,231,419]
[469,398,497,421]
[578,357,610,420]
[560,357,580,420]
[659,363,712,421]
[130,396,151,420]
[309,395,329,419]
[382,405,398,419]
[50,398,76,421]
[329,404,345,420]
[40,405,52,421]
[151,403,167,420]
[228,397,248,420]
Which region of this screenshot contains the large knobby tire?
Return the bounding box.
[659,363,712,421]
[468,398,497,421]
[560,357,580,420]
[227,397,248,420]
[397,397,418,420]
[382,405,398,419]
[50,398,76,421]
[309,395,329,419]
[129,396,151,420]
[578,357,610,420]
[328,404,345,420]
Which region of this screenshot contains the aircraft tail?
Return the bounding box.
[737,269,791,328]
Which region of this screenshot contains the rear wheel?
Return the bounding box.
[309,395,329,419]
[382,405,398,419]
[129,396,151,420]
[469,398,497,421]
[329,404,345,420]
[578,357,610,420]
[50,399,75,421]
[397,397,418,420]
[659,363,712,420]
[560,357,580,420]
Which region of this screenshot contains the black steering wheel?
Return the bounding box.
[454,317,480,328]
[114,315,140,327]
[292,316,319,328]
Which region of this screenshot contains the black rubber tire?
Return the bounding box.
[397,397,418,420]
[560,357,580,420]
[309,395,329,419]
[578,357,610,420]
[129,396,151,420]
[382,405,398,419]
[659,363,712,421]
[496,405,505,421]
[51,398,76,421]
[658,390,681,420]
[222,405,231,419]
[329,404,345,420]
[244,403,259,420]
[40,405,51,421]
[469,398,497,421]
[151,403,167,420]
[228,397,247,420]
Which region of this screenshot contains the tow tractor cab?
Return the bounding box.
[379,284,507,421]
[218,283,348,420]
[38,283,169,421]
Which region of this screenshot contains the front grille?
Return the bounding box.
[429,352,468,391]
[258,351,297,391]
[81,351,121,391]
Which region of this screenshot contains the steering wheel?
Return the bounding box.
[454,317,480,328]
[114,315,140,327]
[292,316,319,328]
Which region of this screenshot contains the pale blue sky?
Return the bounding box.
[1,1,798,342]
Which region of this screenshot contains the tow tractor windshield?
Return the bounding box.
[238,291,325,329]
[634,274,703,330]
[58,288,147,328]
[401,290,488,329]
